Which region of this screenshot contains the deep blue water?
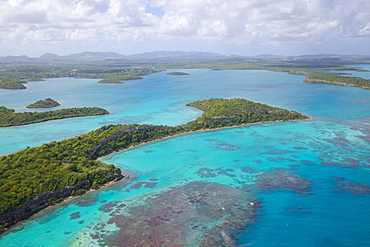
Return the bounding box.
[0,69,369,246]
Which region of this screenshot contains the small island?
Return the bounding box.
[26,98,61,108]
[97,75,143,84]
[166,72,191,76]
[98,79,125,84]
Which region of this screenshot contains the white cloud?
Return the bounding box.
[0,0,370,55]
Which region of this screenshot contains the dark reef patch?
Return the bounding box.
[132,182,157,189]
[289,206,311,213]
[300,160,316,165]
[267,157,296,162]
[253,168,312,194]
[69,212,81,220]
[320,158,359,168]
[102,182,259,246]
[293,146,309,150]
[206,139,241,151]
[196,168,217,178]
[241,167,259,174]
[333,177,370,194]
[249,131,262,137]
[98,202,119,212]
[323,138,350,146]
[195,167,236,178]
[76,194,97,207]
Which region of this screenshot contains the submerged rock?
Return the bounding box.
[100,182,259,246]
[253,168,312,194]
[334,178,370,194]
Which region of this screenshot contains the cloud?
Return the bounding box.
[0,0,370,54]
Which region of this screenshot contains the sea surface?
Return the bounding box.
[0,68,369,246]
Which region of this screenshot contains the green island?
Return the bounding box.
[97,74,143,84]
[166,72,191,76]
[0,98,308,232]
[26,98,61,108]
[0,107,109,127]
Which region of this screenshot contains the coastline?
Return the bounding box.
[0,177,127,235]
[98,117,313,160]
[1,116,311,235]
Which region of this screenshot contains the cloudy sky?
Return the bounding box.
[1,0,370,57]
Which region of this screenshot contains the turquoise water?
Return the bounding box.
[0,69,370,246]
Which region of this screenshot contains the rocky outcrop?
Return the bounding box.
[0,172,123,234]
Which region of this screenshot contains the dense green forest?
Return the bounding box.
[26,98,61,108]
[0,107,109,127]
[0,81,27,89]
[0,98,309,231]
[183,98,309,130]
[303,72,370,89]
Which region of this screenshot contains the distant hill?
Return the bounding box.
[39,52,127,62]
[126,51,227,60]
[0,51,369,65]
[0,55,34,64]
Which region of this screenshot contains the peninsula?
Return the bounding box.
[0,98,309,233]
[0,107,109,127]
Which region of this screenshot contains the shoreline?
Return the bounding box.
[1,118,311,235]
[1,178,127,235]
[99,117,313,160]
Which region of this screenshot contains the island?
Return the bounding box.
[0,98,309,232]
[166,72,191,76]
[0,107,109,127]
[26,98,61,108]
[97,75,142,84]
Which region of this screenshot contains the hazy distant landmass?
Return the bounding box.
[0,51,369,64]
[0,51,370,90]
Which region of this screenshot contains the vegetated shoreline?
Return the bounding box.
[99,117,313,159]
[0,178,125,235]
[1,118,313,234]
[0,98,309,234]
[0,107,110,127]
[33,118,313,228]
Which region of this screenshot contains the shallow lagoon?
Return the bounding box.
[0,69,369,246]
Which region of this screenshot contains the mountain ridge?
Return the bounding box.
[0,51,369,64]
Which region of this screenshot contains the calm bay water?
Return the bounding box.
[0,69,369,246]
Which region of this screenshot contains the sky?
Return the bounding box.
[1,0,370,57]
